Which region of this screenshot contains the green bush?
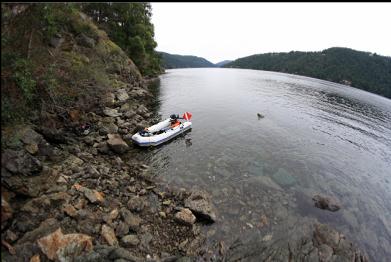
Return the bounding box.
[12,58,36,102]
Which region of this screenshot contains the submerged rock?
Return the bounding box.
[224,221,368,262]
[312,194,341,212]
[184,189,217,222]
[271,168,296,187]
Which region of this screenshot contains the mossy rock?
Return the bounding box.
[272,168,296,187]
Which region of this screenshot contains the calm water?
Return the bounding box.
[142,68,391,260]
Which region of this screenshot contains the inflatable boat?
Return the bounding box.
[131,112,192,147]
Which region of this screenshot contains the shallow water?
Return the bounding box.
[142,68,391,260]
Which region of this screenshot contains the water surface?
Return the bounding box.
[142,68,391,260]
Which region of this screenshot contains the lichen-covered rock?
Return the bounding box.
[116,89,129,102]
[103,108,122,117]
[37,228,93,261]
[174,208,196,226]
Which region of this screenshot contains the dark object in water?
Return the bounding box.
[185,138,192,147]
[257,113,264,119]
[312,194,341,212]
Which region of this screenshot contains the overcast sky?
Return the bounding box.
[151,3,391,63]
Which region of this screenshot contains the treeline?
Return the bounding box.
[224,47,391,98]
[159,52,216,69]
[80,3,162,76]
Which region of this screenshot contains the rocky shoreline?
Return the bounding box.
[1,78,217,261]
[1,77,370,261]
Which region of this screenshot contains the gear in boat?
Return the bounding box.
[131,112,192,146]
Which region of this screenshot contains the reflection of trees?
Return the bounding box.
[146,78,162,121]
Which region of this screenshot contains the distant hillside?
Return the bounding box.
[215,60,233,67]
[159,52,216,69]
[224,47,391,98]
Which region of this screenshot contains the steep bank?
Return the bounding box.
[224,47,391,99]
[1,4,211,261]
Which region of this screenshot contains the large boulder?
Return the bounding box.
[107,134,129,154]
[2,165,58,198]
[37,228,93,261]
[184,189,217,223]
[2,149,42,176]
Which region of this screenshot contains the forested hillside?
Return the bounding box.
[159,52,216,69]
[224,47,391,98]
[81,3,163,76]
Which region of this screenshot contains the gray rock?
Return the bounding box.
[2,166,58,197]
[102,92,116,107]
[108,247,143,262]
[115,222,129,238]
[116,89,129,102]
[16,218,59,245]
[103,108,122,117]
[120,208,142,231]
[49,36,64,48]
[136,105,149,117]
[174,208,196,226]
[121,234,139,247]
[271,168,296,187]
[126,196,145,213]
[2,149,42,176]
[107,134,129,154]
[97,142,111,155]
[184,190,217,222]
[19,127,45,145]
[76,33,96,48]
